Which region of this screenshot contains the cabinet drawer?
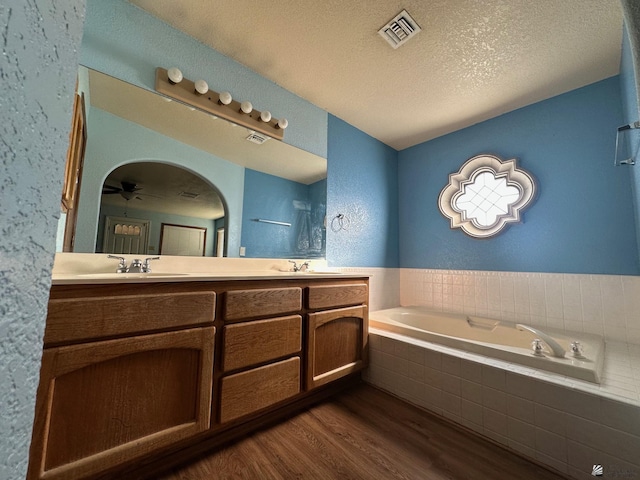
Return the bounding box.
[307,283,368,309]
[223,287,302,321]
[45,292,216,344]
[219,357,301,423]
[223,315,302,372]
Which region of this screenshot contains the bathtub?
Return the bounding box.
[369,307,604,383]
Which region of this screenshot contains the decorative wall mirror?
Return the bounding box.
[438,154,536,238]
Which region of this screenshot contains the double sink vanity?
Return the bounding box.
[28,254,369,480]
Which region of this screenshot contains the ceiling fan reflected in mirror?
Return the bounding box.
[102,181,158,201]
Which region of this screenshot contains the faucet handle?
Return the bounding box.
[142,257,160,273]
[107,255,128,273]
[288,260,310,272]
[570,341,585,359]
[531,339,545,356]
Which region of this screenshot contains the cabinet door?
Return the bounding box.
[306,305,368,389]
[28,327,215,480]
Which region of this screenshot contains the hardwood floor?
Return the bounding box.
[159,382,567,480]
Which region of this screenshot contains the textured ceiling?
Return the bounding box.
[129,0,624,150]
[101,162,226,219]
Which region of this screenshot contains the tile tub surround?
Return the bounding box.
[364,331,640,480]
[400,268,640,345]
[334,267,400,311]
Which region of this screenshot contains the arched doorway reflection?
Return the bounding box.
[98,162,226,256]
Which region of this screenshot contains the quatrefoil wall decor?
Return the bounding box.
[438,154,536,238]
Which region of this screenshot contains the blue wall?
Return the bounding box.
[0,1,86,475]
[241,170,325,258]
[398,76,639,275]
[327,116,399,268]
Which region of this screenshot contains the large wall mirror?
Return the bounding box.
[63,66,327,259]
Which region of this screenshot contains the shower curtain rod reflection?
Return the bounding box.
[252,218,292,227]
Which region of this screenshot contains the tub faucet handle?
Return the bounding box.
[531,339,545,356]
[517,323,566,358]
[570,341,585,359]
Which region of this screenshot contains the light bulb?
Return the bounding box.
[167,67,183,84]
[219,91,232,105]
[194,79,208,95]
[260,111,272,122]
[240,101,253,114]
[277,118,289,129]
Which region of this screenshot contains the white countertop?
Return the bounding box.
[51,253,367,285]
[51,271,357,285]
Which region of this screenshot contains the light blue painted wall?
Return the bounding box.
[98,204,217,257]
[398,76,639,275]
[241,170,325,258]
[75,108,244,256]
[0,1,85,477]
[326,116,400,268]
[80,0,327,158]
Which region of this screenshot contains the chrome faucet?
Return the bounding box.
[107,255,159,273]
[128,259,144,273]
[516,324,566,358]
[289,260,309,272]
[128,257,160,273]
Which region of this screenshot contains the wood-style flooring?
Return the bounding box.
[159,383,567,480]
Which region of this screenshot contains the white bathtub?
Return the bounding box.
[369,307,604,383]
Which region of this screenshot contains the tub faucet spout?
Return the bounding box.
[516,324,566,358]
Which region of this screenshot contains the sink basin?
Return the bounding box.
[77,272,190,278]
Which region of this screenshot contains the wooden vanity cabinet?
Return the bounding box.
[30,277,368,480]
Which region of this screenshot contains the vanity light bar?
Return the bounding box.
[154,67,287,141]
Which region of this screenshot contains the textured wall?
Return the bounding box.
[326,116,399,268]
[398,77,638,275]
[0,1,85,478]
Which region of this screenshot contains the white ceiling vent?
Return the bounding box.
[246,131,271,145]
[378,9,421,49]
